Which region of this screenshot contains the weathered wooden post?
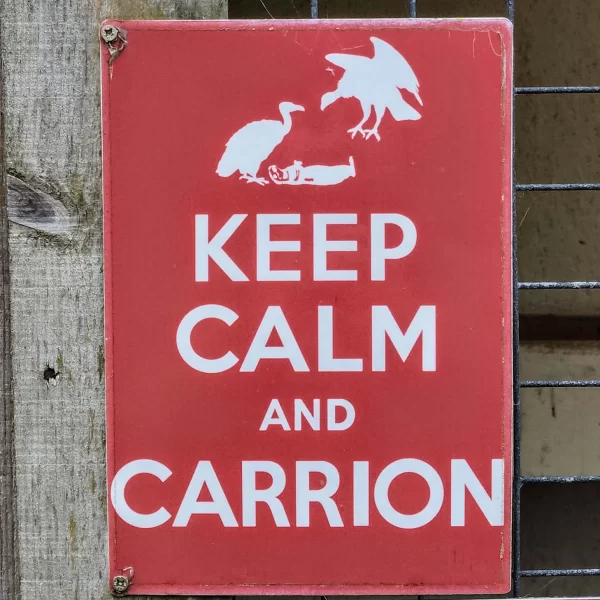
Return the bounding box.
[0,2,225,598]
[1,51,21,600]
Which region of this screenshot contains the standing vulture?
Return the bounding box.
[216,102,305,185]
[321,37,422,141]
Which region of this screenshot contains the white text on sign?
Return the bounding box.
[177,212,434,373]
[110,459,504,530]
[111,211,504,535]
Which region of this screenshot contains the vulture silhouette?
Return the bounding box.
[321,37,422,141]
[216,102,305,185]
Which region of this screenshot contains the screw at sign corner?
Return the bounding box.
[111,575,130,596]
[101,24,119,43]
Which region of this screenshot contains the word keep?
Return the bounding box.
[195,213,417,282]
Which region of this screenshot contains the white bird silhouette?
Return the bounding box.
[216,102,305,185]
[321,37,422,141]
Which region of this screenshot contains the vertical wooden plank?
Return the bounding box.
[0,46,21,600]
[0,1,225,598]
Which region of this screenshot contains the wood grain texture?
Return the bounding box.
[7,175,73,237]
[0,50,21,600]
[0,1,225,598]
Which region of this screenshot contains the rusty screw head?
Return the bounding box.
[112,575,130,595]
[101,24,119,43]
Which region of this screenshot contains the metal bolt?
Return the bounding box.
[101,24,119,43]
[112,575,129,595]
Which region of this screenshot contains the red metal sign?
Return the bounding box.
[102,19,513,596]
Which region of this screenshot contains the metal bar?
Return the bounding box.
[506,0,514,23]
[408,0,416,18]
[310,0,318,19]
[522,476,600,484]
[521,380,600,388]
[521,568,600,577]
[519,281,600,289]
[516,86,600,94]
[517,183,600,191]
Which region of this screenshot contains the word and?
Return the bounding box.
[259,398,355,431]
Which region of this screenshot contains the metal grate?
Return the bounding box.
[305,0,600,596]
